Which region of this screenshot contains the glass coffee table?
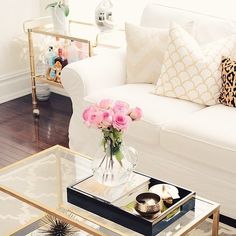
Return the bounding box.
[0,145,220,235]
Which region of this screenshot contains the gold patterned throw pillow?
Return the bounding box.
[154,22,236,105]
[219,57,236,107]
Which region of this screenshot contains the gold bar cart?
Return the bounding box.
[24,17,94,117]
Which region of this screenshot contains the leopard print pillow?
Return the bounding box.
[219,57,236,107]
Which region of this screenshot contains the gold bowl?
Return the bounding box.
[134,192,161,219]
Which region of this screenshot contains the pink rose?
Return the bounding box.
[82,106,103,127]
[89,111,103,127]
[113,113,131,131]
[113,101,130,114]
[130,107,142,120]
[83,99,142,130]
[98,99,113,109]
[101,109,113,128]
[82,106,96,122]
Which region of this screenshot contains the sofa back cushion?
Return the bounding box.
[140,3,236,45]
[125,22,193,84]
[125,23,169,84]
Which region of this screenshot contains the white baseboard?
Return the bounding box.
[0,70,31,104]
[0,70,68,104]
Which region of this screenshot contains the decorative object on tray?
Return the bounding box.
[46,1,70,34]
[82,99,142,186]
[39,215,76,235]
[134,192,161,219]
[149,184,180,200]
[124,184,180,220]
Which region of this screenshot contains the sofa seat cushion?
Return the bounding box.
[160,104,236,174]
[85,84,204,146]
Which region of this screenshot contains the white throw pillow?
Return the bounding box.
[154,22,236,105]
[125,22,194,84]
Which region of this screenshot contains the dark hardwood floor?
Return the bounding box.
[0,93,72,168]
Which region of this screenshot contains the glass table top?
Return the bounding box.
[29,20,125,49]
[0,145,219,235]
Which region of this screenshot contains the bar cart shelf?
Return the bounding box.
[24,17,94,117]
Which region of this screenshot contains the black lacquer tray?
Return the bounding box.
[67,172,196,236]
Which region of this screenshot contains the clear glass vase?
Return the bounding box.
[92,136,138,186]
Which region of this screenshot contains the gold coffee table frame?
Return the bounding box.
[0,145,220,236]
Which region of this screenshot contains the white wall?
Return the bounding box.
[68,0,148,25]
[0,0,40,103]
[152,0,236,19]
[68,0,236,25]
[2,0,236,103]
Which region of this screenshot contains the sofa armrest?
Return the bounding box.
[61,48,126,108]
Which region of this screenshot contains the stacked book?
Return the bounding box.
[72,173,150,207]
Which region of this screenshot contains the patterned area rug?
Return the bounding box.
[192,220,236,235]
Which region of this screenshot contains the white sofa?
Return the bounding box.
[62,3,236,219]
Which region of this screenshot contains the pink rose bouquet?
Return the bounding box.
[82,99,142,162]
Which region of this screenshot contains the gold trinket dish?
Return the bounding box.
[135,192,161,219]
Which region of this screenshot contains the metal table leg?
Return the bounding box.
[27,29,40,117]
[212,207,220,236]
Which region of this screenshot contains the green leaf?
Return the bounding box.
[113,129,122,139]
[109,133,115,143]
[46,2,70,17]
[101,138,106,151]
[102,130,109,137]
[115,150,123,161]
[45,2,58,10]
[62,4,70,17]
